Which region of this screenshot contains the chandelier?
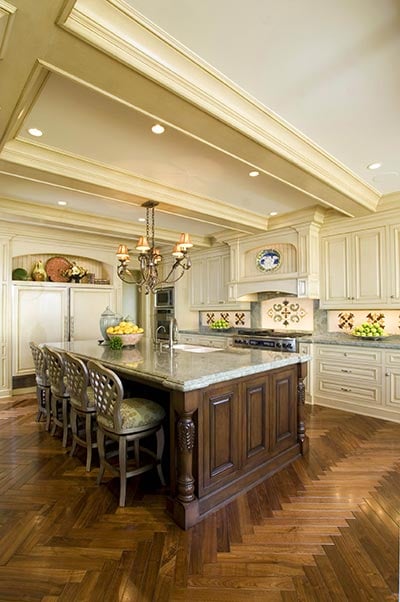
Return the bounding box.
[116,201,193,294]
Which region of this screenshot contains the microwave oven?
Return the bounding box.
[155,286,174,307]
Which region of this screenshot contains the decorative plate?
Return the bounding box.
[12,267,28,281]
[256,248,281,272]
[45,256,72,282]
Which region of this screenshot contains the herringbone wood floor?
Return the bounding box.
[0,393,399,601]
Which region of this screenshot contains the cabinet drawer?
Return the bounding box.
[316,360,382,385]
[385,350,400,366]
[315,378,382,406]
[315,344,382,364]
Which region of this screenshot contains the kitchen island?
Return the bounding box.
[51,339,310,529]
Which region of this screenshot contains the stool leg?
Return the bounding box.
[36,386,42,422]
[50,395,58,436]
[45,389,51,432]
[70,407,78,457]
[156,426,166,486]
[119,437,127,507]
[96,428,106,485]
[62,399,69,448]
[85,413,93,472]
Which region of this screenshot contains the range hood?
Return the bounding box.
[233,277,300,301]
[230,275,318,301]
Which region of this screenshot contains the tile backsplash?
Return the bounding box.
[328,310,400,334]
[200,311,251,328]
[260,298,314,331]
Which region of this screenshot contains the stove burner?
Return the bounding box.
[233,329,310,352]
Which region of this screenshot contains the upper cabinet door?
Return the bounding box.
[321,234,351,306]
[321,227,386,308]
[353,228,385,305]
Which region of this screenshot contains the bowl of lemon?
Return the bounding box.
[106,321,144,346]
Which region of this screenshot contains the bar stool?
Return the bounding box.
[43,346,70,448]
[29,341,51,431]
[63,352,97,471]
[87,359,166,507]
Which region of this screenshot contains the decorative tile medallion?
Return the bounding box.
[266,300,307,327]
[338,312,355,332]
[366,312,385,327]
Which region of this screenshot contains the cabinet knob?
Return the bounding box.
[385,372,390,376]
[341,369,351,373]
[341,387,351,392]
[390,295,395,299]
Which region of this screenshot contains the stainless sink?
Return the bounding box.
[172,344,222,353]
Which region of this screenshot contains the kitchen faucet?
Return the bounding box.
[155,325,166,350]
[169,318,178,348]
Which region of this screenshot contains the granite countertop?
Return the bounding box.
[50,339,310,392]
[301,332,400,349]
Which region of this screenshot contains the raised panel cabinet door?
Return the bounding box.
[70,287,115,340]
[385,369,400,411]
[242,374,270,468]
[12,285,68,375]
[270,365,297,454]
[388,224,400,302]
[201,382,240,492]
[321,234,351,306]
[206,255,223,305]
[189,258,206,307]
[353,228,385,303]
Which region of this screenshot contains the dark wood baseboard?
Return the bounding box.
[12,373,36,390]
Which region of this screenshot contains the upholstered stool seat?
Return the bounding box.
[29,341,51,431]
[63,352,98,471]
[96,397,165,433]
[87,359,166,507]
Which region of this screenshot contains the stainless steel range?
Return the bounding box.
[232,329,309,352]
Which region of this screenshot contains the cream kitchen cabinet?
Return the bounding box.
[190,248,249,310]
[383,350,400,412]
[313,343,400,422]
[320,227,385,308]
[12,282,116,378]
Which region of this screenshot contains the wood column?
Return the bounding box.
[297,361,309,454]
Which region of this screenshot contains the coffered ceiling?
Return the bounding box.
[0,0,399,249]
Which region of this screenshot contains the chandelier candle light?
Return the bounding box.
[116,201,193,294]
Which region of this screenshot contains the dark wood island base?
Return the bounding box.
[49,340,309,530]
[167,361,308,529]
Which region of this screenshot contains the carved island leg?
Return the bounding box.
[297,362,309,454]
[167,407,199,529]
[176,412,195,502]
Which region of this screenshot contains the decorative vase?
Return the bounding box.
[71,275,81,283]
[99,306,121,340]
[32,260,47,281]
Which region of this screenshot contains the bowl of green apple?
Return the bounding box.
[210,319,232,331]
[350,322,389,340]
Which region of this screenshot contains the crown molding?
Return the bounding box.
[59,0,380,215]
[1,138,268,234]
[0,0,17,60]
[0,196,212,247]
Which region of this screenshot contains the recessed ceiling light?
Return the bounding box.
[367,162,382,170]
[269,211,278,216]
[57,201,67,206]
[249,170,259,177]
[151,124,165,135]
[28,127,43,137]
[138,217,146,222]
